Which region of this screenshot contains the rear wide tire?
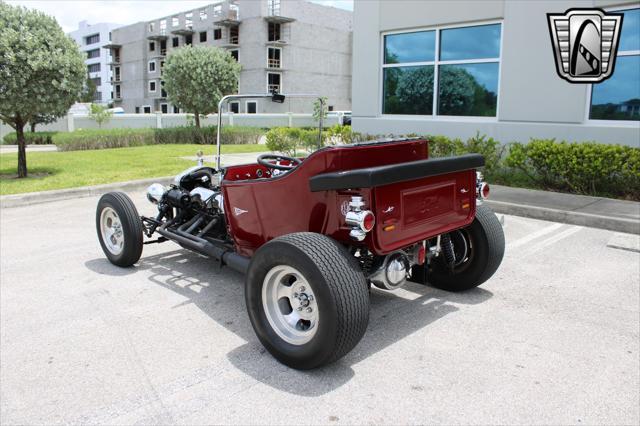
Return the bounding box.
[245,232,370,370]
[428,204,505,292]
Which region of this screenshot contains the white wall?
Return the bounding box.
[0,113,341,140]
[351,0,640,146]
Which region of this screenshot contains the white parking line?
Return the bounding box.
[507,223,564,250]
[523,225,583,255]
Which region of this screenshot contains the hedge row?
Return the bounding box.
[266,127,639,200]
[49,126,265,151]
[2,131,58,145]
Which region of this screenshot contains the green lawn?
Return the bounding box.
[0,144,268,195]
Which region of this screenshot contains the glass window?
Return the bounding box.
[247,102,257,114]
[619,8,640,52]
[381,23,501,117]
[214,28,222,40]
[230,102,239,113]
[590,55,640,120]
[590,8,640,121]
[438,63,499,116]
[440,24,501,61]
[383,66,434,115]
[200,31,207,42]
[384,31,435,64]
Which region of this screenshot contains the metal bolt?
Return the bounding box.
[308,295,314,301]
[299,286,306,292]
[306,307,313,313]
[293,292,299,298]
[297,307,303,311]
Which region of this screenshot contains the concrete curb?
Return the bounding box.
[486,200,639,235]
[0,176,174,209]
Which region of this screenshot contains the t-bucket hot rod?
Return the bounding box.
[96,93,505,370]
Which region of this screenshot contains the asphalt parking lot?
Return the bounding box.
[1,191,639,425]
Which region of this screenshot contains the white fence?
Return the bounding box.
[0,113,342,140]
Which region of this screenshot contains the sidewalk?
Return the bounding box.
[0,144,58,154]
[487,184,640,235]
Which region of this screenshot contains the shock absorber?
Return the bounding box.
[440,233,456,270]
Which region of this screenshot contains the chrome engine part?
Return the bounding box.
[368,251,411,291]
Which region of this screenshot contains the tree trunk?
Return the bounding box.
[30,122,36,133]
[194,111,201,128]
[16,120,27,178]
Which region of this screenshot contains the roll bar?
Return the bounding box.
[215,93,324,171]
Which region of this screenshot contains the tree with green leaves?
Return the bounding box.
[79,76,98,103]
[0,3,85,177]
[313,96,328,123]
[89,104,113,128]
[163,46,241,128]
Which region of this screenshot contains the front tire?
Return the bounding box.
[96,192,144,267]
[246,233,370,370]
[428,204,505,292]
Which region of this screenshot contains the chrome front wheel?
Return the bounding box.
[96,192,144,267]
[262,265,319,346]
[100,207,124,255]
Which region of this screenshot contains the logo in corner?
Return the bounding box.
[547,8,623,83]
[233,207,248,216]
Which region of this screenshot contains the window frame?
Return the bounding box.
[148,80,157,93]
[142,105,152,114]
[267,46,282,68]
[585,5,640,126]
[229,101,240,114]
[230,49,239,62]
[214,28,223,40]
[245,101,258,114]
[161,103,168,114]
[200,31,207,43]
[267,72,283,93]
[380,19,503,121]
[148,60,156,73]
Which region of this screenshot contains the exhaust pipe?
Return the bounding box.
[156,227,250,274]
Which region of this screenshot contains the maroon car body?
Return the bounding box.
[223,139,478,257]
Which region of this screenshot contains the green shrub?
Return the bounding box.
[53,126,266,151]
[154,126,216,145]
[54,128,155,151]
[505,138,640,199]
[424,132,502,177]
[325,125,377,144]
[3,131,58,145]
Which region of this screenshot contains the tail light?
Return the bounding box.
[480,182,490,199]
[476,172,489,201]
[345,196,375,241]
[346,210,376,232]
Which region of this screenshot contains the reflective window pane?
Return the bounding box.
[438,63,499,116]
[440,24,501,61]
[619,8,640,52]
[383,66,434,114]
[590,55,640,121]
[384,31,435,64]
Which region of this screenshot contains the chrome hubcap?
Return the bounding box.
[262,265,319,345]
[100,207,124,255]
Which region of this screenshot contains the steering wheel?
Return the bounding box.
[258,154,302,171]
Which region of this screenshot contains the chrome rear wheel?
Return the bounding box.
[262,265,319,346]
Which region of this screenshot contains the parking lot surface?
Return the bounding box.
[1,192,639,425]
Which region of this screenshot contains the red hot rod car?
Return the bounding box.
[96,94,505,369]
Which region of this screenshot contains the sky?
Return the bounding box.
[5,0,354,33]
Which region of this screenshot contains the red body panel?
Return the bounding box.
[221,139,476,257]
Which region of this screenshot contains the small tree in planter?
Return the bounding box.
[0,3,85,177]
[89,104,113,128]
[163,46,241,128]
